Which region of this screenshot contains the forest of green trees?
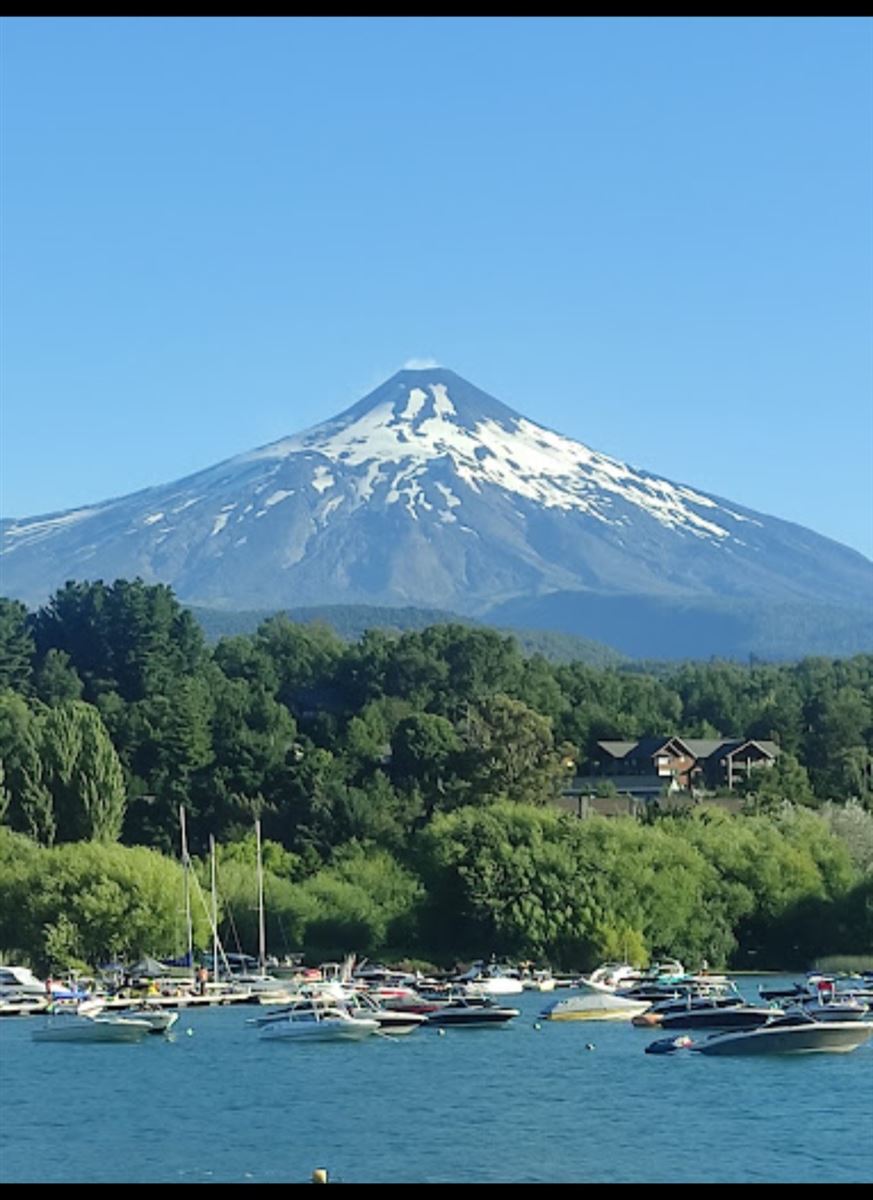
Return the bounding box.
[1,579,871,976]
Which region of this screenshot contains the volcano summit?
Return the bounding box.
[2,367,870,658]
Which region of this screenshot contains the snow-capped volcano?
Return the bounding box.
[2,367,871,657]
[241,370,753,543]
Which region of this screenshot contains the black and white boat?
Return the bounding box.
[632,984,748,1028]
[656,1001,778,1032]
[346,990,427,1035]
[646,1008,873,1056]
[425,995,520,1028]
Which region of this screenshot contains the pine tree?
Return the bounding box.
[0,598,35,694]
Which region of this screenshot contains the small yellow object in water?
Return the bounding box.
[312,1168,329,1184]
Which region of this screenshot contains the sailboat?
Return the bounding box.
[179,804,197,994]
[179,812,252,1004]
[228,820,290,999]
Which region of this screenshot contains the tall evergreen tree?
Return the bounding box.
[0,597,35,694]
[33,648,84,706]
[32,578,206,703]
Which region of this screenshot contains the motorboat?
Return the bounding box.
[0,994,49,1017]
[110,1002,180,1034]
[363,983,443,1014]
[521,969,556,992]
[632,986,771,1030]
[31,1009,155,1043]
[254,988,302,1005]
[573,962,639,994]
[576,958,692,997]
[655,1002,778,1032]
[0,964,48,998]
[453,960,524,996]
[694,1011,873,1055]
[758,973,841,1003]
[258,997,379,1042]
[646,1010,873,1056]
[344,991,427,1035]
[622,973,732,1007]
[791,993,870,1022]
[541,991,651,1022]
[425,996,520,1027]
[256,990,425,1036]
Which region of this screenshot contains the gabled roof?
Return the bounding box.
[596,741,638,759]
[595,736,781,765]
[628,735,696,759]
[597,736,699,761]
[720,739,780,760]
[681,738,738,759]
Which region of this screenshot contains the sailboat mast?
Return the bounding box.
[179,805,194,982]
[256,818,266,976]
[210,834,219,986]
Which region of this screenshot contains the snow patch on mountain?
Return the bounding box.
[3,506,102,551]
[311,468,335,494]
[211,508,236,537]
[236,381,750,544]
[172,496,204,513]
[264,489,294,508]
[402,387,428,421]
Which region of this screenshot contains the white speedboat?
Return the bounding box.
[258,997,379,1042]
[648,1010,873,1056]
[0,964,49,998]
[522,970,556,992]
[542,991,651,1022]
[0,994,49,1017]
[573,962,640,994]
[111,1002,180,1034]
[31,1011,155,1043]
[454,960,524,996]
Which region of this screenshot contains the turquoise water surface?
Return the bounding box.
[1,976,871,1183]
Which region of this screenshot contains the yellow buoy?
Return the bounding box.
[312,1168,329,1184]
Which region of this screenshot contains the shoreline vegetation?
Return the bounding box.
[0,580,871,978]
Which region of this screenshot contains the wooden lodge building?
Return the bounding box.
[556,735,781,818]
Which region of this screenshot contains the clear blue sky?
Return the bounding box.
[2,16,872,560]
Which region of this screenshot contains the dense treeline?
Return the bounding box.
[190,603,625,667]
[1,580,872,974]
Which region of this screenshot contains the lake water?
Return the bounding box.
[1,975,871,1183]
